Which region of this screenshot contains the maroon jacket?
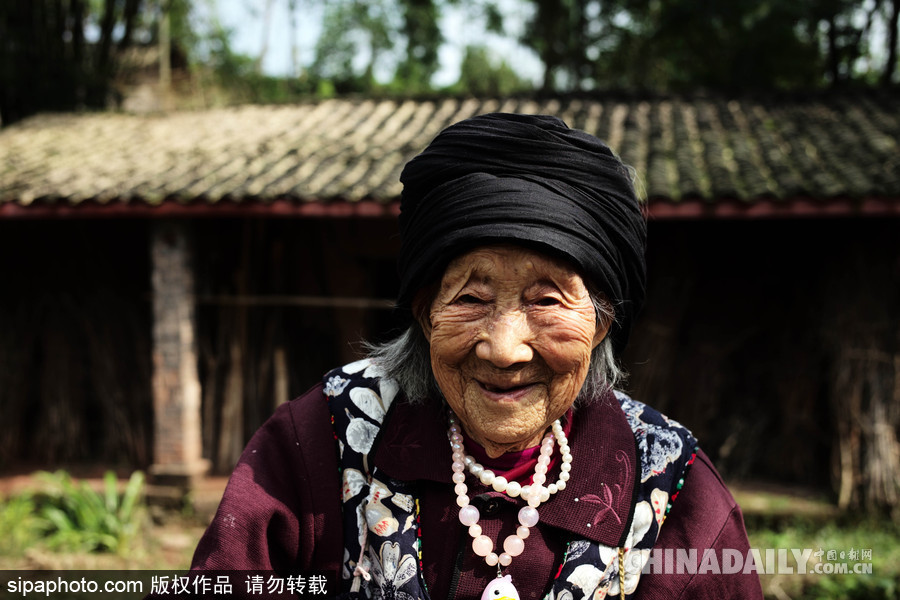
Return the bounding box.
[190,383,763,599]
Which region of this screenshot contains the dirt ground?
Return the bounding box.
[0,470,229,571]
[1,470,841,572]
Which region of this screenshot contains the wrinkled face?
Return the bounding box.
[419,245,610,458]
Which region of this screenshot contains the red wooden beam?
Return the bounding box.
[646,197,899,219]
[0,198,402,219]
[0,196,896,220]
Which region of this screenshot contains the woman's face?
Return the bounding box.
[420,245,610,458]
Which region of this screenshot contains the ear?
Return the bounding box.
[592,315,612,349]
[591,301,614,349]
[412,288,433,340]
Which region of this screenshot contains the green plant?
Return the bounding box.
[748,517,900,600]
[0,494,45,555]
[34,470,145,554]
[800,574,899,600]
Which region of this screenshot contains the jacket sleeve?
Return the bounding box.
[189,383,343,574]
[635,449,764,600]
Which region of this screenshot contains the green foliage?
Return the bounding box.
[748,517,900,600]
[630,0,822,91]
[801,574,898,600]
[394,0,443,92]
[309,0,398,94]
[31,470,146,554]
[168,0,199,53]
[4,0,897,120]
[520,0,899,92]
[0,0,204,123]
[254,0,899,95]
[0,495,45,555]
[195,24,316,104]
[521,0,590,91]
[451,45,531,96]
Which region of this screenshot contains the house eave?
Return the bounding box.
[646,196,899,220]
[0,198,401,219]
[0,196,896,220]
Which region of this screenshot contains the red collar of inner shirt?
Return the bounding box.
[460,409,574,486]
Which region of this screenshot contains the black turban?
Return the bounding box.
[396,113,646,356]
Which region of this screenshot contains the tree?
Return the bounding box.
[453,45,530,95]
[517,0,898,92]
[522,0,594,92]
[882,0,899,85]
[394,0,443,92]
[0,0,211,125]
[615,0,822,91]
[256,0,276,74]
[0,0,143,124]
[309,0,395,94]
[308,0,450,94]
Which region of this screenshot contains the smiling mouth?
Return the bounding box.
[482,382,529,392]
[478,380,537,398]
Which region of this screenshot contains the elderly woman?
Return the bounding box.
[189,114,762,599]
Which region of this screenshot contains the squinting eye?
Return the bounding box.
[535,297,561,307]
[457,294,484,304]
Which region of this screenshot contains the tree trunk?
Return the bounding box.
[256,0,275,73]
[118,0,142,51]
[71,0,86,104]
[825,245,900,520]
[289,0,299,77]
[882,0,899,86]
[96,0,116,74]
[159,0,171,93]
[826,15,840,85]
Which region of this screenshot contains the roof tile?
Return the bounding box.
[1,94,897,208]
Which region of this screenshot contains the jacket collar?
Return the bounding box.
[371,391,637,547]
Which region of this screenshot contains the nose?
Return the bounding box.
[475,310,534,368]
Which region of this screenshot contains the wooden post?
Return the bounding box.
[149,220,208,493]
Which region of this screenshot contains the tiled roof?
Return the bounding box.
[1,94,898,215]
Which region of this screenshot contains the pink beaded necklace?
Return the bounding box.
[447,412,573,600]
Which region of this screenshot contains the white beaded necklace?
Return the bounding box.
[447,412,573,598]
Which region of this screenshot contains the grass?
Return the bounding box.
[732,482,900,599]
[747,517,900,599]
[0,470,203,570]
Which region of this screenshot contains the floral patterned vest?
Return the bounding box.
[324,359,697,600]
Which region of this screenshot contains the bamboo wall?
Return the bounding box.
[625,218,899,514]
[0,220,153,470]
[0,216,896,514]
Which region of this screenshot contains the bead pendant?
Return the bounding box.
[480,574,520,600]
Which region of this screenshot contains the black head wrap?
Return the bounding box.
[397,113,646,355]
